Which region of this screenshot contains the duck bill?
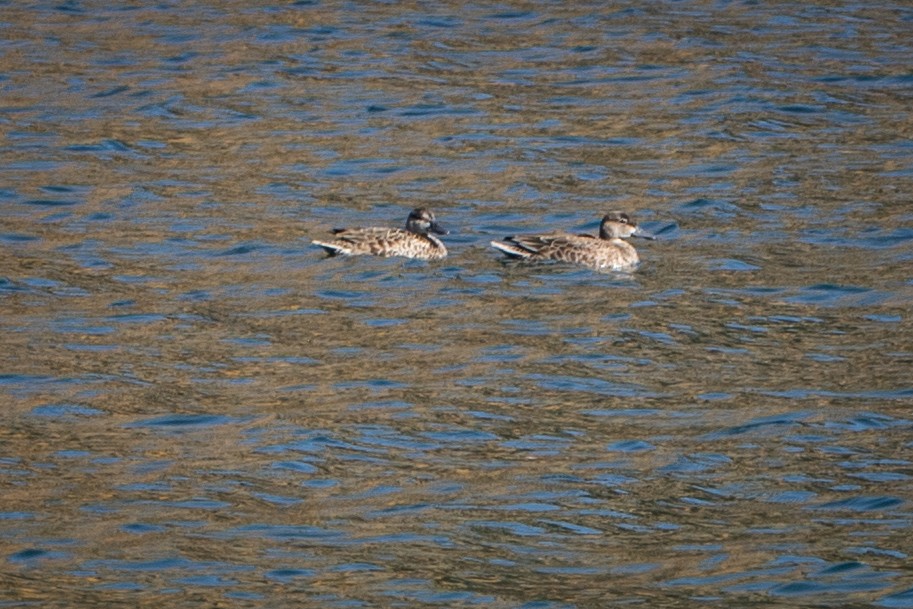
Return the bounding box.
[430,222,449,235]
[632,227,656,240]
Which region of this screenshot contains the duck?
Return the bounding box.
[313,207,448,260]
[490,211,654,271]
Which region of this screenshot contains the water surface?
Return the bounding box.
[2,1,913,607]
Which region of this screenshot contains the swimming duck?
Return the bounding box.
[313,207,448,260]
[490,211,654,271]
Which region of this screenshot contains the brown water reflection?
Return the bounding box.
[3,1,913,607]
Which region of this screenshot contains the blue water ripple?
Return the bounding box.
[125,414,243,429]
[877,586,913,608]
[810,495,905,512]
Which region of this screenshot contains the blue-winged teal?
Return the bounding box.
[490,211,654,271]
[313,207,448,260]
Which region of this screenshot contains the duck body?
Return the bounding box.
[313,207,448,260]
[490,211,653,271]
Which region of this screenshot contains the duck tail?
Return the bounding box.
[490,240,533,259]
[312,240,349,256]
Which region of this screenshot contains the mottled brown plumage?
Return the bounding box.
[490,211,654,271]
[313,207,448,260]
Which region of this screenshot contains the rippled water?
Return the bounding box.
[3,1,913,607]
